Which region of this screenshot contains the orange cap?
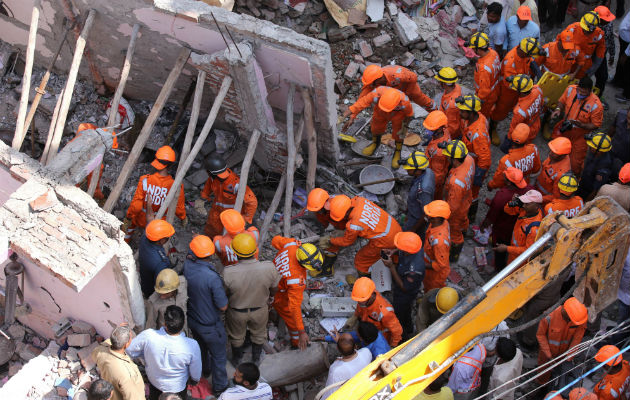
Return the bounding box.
[595,345,623,366]
[559,30,576,50]
[594,5,616,21]
[189,235,215,258]
[569,388,597,400]
[394,232,422,254]
[329,194,352,221]
[548,137,572,155]
[505,167,527,188]
[362,64,385,85]
[77,123,97,133]
[307,188,330,212]
[146,219,175,241]
[423,110,448,130]
[424,200,451,219]
[517,5,532,20]
[378,88,403,112]
[351,277,376,302]
[220,209,245,235]
[563,297,588,325]
[511,123,530,144]
[619,163,630,184]
[152,146,176,170]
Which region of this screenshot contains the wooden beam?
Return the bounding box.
[40,87,64,163]
[155,76,233,219]
[234,129,261,213]
[300,87,318,193]
[103,48,191,212]
[283,83,296,237]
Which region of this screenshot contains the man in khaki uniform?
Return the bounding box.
[145,268,188,333]
[91,325,145,400]
[223,233,280,365]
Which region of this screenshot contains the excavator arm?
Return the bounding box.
[328,197,630,400]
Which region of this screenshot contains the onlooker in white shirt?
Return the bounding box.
[322,333,372,399]
[219,362,272,400]
[487,338,523,400]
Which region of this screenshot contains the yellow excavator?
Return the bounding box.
[327,197,630,400]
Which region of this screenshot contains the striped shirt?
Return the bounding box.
[219,382,273,400]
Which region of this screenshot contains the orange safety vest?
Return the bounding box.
[544,196,584,218]
[354,292,403,346]
[559,23,605,76]
[126,172,186,227]
[594,361,630,400]
[444,155,475,221]
[488,144,541,189]
[426,133,451,192]
[213,226,259,266]
[201,169,258,223]
[504,207,542,263]
[423,222,451,273]
[536,305,586,358]
[474,49,501,106]
[439,84,463,138]
[536,41,581,75]
[462,114,491,171]
[535,156,572,202]
[457,344,487,392]
[330,197,400,248]
[509,86,544,142]
[272,236,307,332]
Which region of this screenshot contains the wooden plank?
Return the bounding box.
[234,129,261,213]
[283,83,296,237]
[300,87,317,193]
[40,87,64,163]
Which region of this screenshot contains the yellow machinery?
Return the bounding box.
[328,197,630,400]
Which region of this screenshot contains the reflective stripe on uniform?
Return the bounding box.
[215,202,235,208]
[350,224,364,231]
[454,179,466,189]
[548,339,571,346]
[370,215,392,239]
[284,242,297,248]
[517,108,527,117]
[504,159,513,168]
[286,278,301,285]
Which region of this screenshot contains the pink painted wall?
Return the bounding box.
[0,166,23,207]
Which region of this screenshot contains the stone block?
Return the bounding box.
[387,2,398,16]
[372,33,392,47]
[347,9,367,25]
[77,342,99,371]
[8,324,25,341]
[357,40,373,58]
[327,26,356,42]
[335,79,348,95]
[187,169,209,187]
[67,334,91,348]
[393,13,420,46]
[344,62,361,80]
[261,8,276,20]
[65,347,79,362]
[28,189,58,212]
[19,345,42,361]
[320,297,356,317]
[71,321,96,337]
[401,52,415,67]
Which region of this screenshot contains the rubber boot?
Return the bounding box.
[362,135,381,156]
[490,120,500,146]
[391,141,403,169]
[251,343,263,366]
[231,345,244,366]
[449,243,464,263]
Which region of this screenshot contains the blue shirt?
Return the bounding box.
[127,327,202,392]
[138,234,171,298]
[397,248,425,278]
[488,18,507,51]
[504,16,539,51]
[406,168,435,223]
[365,331,391,360]
[183,256,228,328]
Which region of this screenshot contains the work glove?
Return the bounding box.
[194,199,206,215]
[319,235,332,249]
[343,315,358,330]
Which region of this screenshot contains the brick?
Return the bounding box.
[347,9,367,25]
[82,223,108,241]
[71,320,97,336]
[19,345,41,361]
[373,33,392,47]
[69,225,89,239]
[357,40,373,58]
[353,54,365,64]
[67,333,91,347]
[77,342,99,371]
[335,79,348,95]
[401,52,415,67]
[327,26,356,42]
[41,223,66,241]
[29,190,58,212]
[344,62,361,80]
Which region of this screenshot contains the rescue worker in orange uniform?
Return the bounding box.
[536,30,582,77]
[440,140,475,262]
[593,345,630,400]
[199,155,258,238]
[271,237,324,350]
[342,86,414,168]
[73,123,118,201]
[557,11,605,79]
[213,209,259,267]
[358,64,435,111]
[350,277,403,346]
[544,173,584,218]
[423,111,451,200]
[321,195,401,276]
[505,74,544,148]
[488,123,541,190]
[466,32,501,119]
[435,67,463,139]
[535,297,588,384]
[568,388,597,400]
[494,189,542,264]
[124,146,186,243]
[306,188,347,231]
[551,76,603,174]
[534,137,573,204]
[423,200,451,292]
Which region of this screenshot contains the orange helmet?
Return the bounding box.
[619,163,630,184]
[378,88,403,112]
[329,194,352,221]
[77,123,97,133]
[220,209,245,235]
[595,345,623,366]
[146,220,175,241]
[505,167,527,189]
[152,146,176,170]
[307,188,330,212]
[563,297,588,325]
[511,123,530,144]
[394,232,422,254]
[362,64,385,85]
[569,388,597,400]
[548,137,572,155]
[190,235,215,258]
[351,277,376,302]
[423,111,448,131]
[424,200,451,219]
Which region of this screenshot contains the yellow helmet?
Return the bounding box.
[507,74,534,93]
[455,94,482,112]
[519,37,542,56]
[154,268,180,294]
[296,243,323,272]
[436,287,459,314]
[558,172,579,194]
[439,139,469,159]
[231,233,257,258]
[580,11,600,32]
[403,151,430,170]
[435,67,458,84]
[585,132,612,152]
[466,32,490,49]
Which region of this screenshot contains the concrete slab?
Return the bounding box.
[321,297,356,317]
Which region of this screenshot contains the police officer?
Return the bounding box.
[402,151,435,238]
[138,220,176,298]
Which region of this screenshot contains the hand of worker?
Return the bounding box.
[341,114,356,132]
[332,326,341,343]
[298,331,310,351]
[319,235,332,249]
[194,199,206,215]
[493,244,508,252]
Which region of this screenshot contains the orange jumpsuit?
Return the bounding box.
[201,169,258,238]
[462,114,491,199]
[444,155,475,245]
[474,48,501,118]
[536,41,581,75]
[329,197,402,274]
[492,48,533,122]
[439,84,463,139]
[552,86,603,174]
[354,291,403,346]
[125,173,186,241]
[594,360,630,400]
[544,196,584,218]
[504,206,542,264]
[535,155,572,204]
[213,226,259,267]
[350,86,414,140]
[559,23,605,79]
[509,86,544,142]
[359,65,435,110]
[536,305,587,383]
[488,144,541,189]
[423,221,451,292]
[271,236,307,347]
[426,132,451,201]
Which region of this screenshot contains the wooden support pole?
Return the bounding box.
[300,87,317,193]
[234,129,261,213]
[87,23,140,197]
[166,70,206,224]
[104,48,192,212]
[283,83,296,237]
[155,76,233,219]
[43,9,96,165]
[12,0,41,151]
[41,87,64,163]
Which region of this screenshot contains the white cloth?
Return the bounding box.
[619,12,630,42]
[219,382,273,400]
[322,348,372,399]
[487,348,524,400]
